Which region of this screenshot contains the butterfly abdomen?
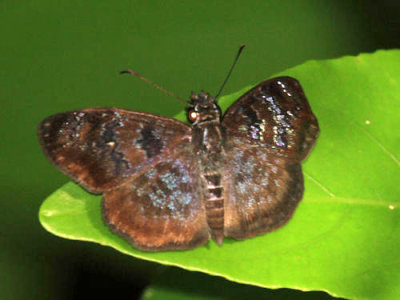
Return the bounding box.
[204,173,224,245]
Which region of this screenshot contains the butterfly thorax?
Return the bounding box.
[188,92,225,245]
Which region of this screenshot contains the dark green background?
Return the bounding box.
[1,1,399,299]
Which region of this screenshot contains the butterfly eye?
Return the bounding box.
[188,110,199,123]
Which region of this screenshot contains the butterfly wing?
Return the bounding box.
[222,77,318,239]
[38,108,191,193]
[223,141,304,239]
[222,77,319,161]
[102,148,209,251]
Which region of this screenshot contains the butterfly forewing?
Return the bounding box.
[38,108,191,193]
[102,148,209,251]
[222,77,319,161]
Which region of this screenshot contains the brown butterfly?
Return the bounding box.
[38,50,319,252]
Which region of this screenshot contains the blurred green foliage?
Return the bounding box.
[1,0,399,299]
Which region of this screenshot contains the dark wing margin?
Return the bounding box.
[38,108,191,194]
[223,141,303,239]
[102,149,210,251]
[222,77,319,161]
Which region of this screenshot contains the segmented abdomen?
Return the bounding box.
[204,172,224,245]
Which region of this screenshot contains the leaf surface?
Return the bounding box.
[39,50,400,299]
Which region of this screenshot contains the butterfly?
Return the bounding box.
[38,70,319,252]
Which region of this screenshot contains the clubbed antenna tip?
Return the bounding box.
[120,69,187,103]
[215,44,246,100]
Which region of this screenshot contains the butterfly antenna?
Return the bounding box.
[214,44,245,100]
[120,69,187,103]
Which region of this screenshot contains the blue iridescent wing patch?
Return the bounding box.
[102,148,209,251]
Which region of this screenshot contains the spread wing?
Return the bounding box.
[38,108,191,193]
[222,77,318,239]
[102,148,209,251]
[222,77,319,161]
[223,140,303,239]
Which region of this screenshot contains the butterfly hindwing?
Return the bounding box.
[102,148,210,251]
[222,76,319,161]
[223,139,304,239]
[38,108,191,193]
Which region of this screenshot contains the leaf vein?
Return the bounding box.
[304,172,336,197]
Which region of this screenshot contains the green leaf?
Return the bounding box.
[141,268,335,300]
[39,49,400,300]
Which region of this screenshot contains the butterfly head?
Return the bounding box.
[187,91,221,124]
